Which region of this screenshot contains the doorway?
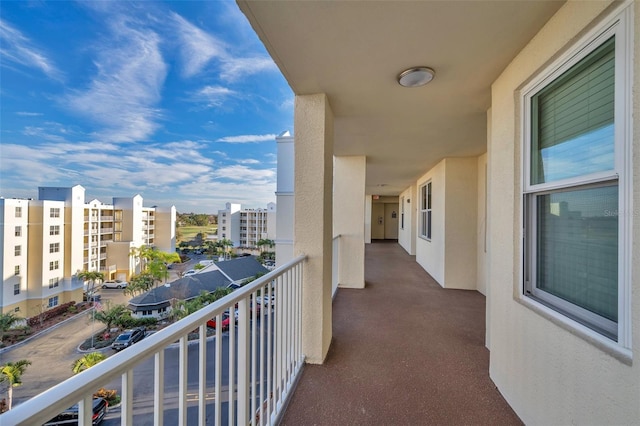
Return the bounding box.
[371,199,399,240]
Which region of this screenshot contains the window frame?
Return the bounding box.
[14,284,20,295]
[15,226,22,237]
[50,225,60,236]
[50,242,60,253]
[520,5,633,349]
[48,296,59,308]
[15,206,22,218]
[419,181,432,240]
[14,245,21,256]
[49,260,59,271]
[50,207,60,218]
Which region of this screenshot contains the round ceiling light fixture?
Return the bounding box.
[397,67,435,87]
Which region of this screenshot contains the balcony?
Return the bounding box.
[1,242,520,425]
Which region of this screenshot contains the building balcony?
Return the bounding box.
[0,242,519,425]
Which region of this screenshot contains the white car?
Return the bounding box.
[183,270,197,277]
[102,280,128,289]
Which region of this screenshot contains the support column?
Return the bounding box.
[333,156,366,289]
[294,93,333,364]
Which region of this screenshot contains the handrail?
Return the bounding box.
[2,255,306,425]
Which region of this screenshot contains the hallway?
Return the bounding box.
[281,242,521,425]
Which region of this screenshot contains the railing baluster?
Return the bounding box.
[199,324,207,425]
[215,313,222,426]
[258,290,265,426]
[78,394,91,426]
[267,281,274,424]
[229,307,236,423]
[154,350,165,426]
[122,369,133,425]
[251,290,257,424]
[237,298,250,425]
[178,335,188,426]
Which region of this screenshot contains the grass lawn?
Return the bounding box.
[177,225,217,243]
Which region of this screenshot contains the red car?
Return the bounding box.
[207,312,231,330]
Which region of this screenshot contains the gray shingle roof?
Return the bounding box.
[128,270,231,312]
[215,256,269,282]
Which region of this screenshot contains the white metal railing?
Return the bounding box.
[1,255,306,426]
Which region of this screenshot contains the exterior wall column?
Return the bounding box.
[294,93,334,364]
[333,156,366,289]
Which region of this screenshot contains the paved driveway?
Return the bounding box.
[0,288,132,407]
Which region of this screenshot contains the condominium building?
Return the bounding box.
[217,202,276,248]
[0,185,175,318]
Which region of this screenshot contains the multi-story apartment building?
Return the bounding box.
[217,202,276,248]
[0,185,175,318]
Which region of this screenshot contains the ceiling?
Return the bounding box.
[237,1,565,196]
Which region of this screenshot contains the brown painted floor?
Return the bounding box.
[280,241,522,426]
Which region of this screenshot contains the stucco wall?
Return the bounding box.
[476,153,488,296]
[443,158,478,290]
[398,185,416,255]
[487,1,640,423]
[415,161,446,286]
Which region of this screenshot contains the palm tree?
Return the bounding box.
[93,304,127,331]
[72,352,106,374]
[0,359,31,410]
[77,270,105,303]
[218,238,234,259]
[0,312,20,344]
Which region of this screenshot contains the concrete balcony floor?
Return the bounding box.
[281,241,522,425]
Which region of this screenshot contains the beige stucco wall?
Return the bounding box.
[487,1,640,423]
[333,156,365,289]
[443,158,478,290]
[415,160,446,285]
[398,185,416,255]
[294,93,334,364]
[476,153,488,297]
[415,158,478,289]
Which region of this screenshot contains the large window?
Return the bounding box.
[49,260,59,271]
[14,284,20,295]
[48,296,59,308]
[49,277,60,289]
[419,182,432,240]
[14,245,21,256]
[15,206,22,218]
[15,226,22,237]
[523,9,631,345]
[50,207,60,218]
[50,225,60,236]
[50,242,60,253]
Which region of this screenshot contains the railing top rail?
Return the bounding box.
[1,254,306,425]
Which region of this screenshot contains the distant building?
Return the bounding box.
[0,185,175,318]
[217,202,276,249]
[128,256,268,319]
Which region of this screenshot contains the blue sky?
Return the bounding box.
[0,1,293,213]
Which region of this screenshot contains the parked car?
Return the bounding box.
[101,280,128,289]
[111,327,145,351]
[44,397,108,425]
[207,312,231,331]
[83,291,101,302]
[183,270,197,277]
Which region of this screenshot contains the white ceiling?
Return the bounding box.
[238,0,565,196]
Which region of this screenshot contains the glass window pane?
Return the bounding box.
[531,37,615,184]
[536,185,618,322]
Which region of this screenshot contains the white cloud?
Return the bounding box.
[0,19,61,80]
[64,16,167,143]
[194,85,237,108]
[220,56,278,83]
[237,159,260,165]
[211,165,275,182]
[16,111,43,117]
[172,12,226,78]
[216,134,276,144]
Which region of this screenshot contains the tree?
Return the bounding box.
[0,359,31,410]
[72,352,106,374]
[257,238,275,253]
[77,270,105,302]
[218,239,234,259]
[93,303,128,331]
[124,272,155,297]
[0,312,20,343]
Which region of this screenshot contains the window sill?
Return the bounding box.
[517,296,633,366]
